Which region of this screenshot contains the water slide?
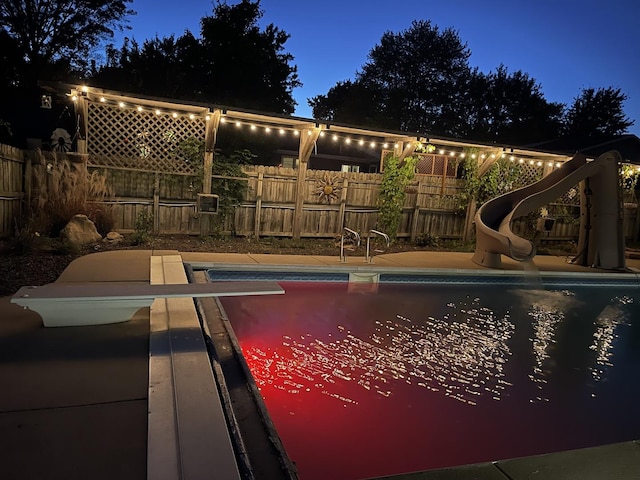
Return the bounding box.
[472,150,625,269]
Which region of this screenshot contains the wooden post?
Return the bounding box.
[254,172,264,238]
[153,173,160,234]
[75,95,89,155]
[397,140,418,162]
[201,110,221,236]
[338,178,349,232]
[202,110,221,195]
[292,126,321,239]
[410,181,423,242]
[463,198,477,243]
[23,153,32,223]
[440,157,448,197]
[634,199,640,242]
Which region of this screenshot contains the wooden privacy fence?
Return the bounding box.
[2,142,639,244]
[85,161,640,243]
[228,166,466,239]
[0,144,25,237]
[86,162,467,240]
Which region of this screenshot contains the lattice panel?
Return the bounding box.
[512,162,543,188]
[87,101,206,174]
[382,151,458,177]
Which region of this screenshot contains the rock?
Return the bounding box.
[104,231,124,244]
[60,215,102,247]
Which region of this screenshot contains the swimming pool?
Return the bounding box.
[210,271,640,480]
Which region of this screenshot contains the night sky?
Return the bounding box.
[113,0,640,136]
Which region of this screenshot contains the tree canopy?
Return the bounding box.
[310,20,472,135]
[562,87,634,138]
[310,21,633,145]
[463,65,565,144]
[0,0,133,85]
[92,0,300,114]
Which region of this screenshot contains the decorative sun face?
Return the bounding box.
[315,173,342,203]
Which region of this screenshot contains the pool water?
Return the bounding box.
[219,281,640,480]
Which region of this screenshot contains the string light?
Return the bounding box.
[76,87,567,168]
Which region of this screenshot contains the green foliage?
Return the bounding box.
[457,149,525,211]
[620,164,640,191]
[211,149,252,227]
[414,233,439,247]
[132,209,154,245]
[176,137,206,192]
[376,154,417,241]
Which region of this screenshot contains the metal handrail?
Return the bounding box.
[340,228,361,263]
[366,230,390,263]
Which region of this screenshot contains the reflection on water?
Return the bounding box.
[515,289,578,401]
[245,295,515,406]
[243,288,637,407]
[589,296,633,383]
[223,282,640,480]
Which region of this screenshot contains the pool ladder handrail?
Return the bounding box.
[366,230,390,263]
[340,227,361,263]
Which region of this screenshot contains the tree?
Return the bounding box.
[311,20,472,135]
[562,87,634,137]
[92,0,301,114]
[308,80,391,128]
[464,65,564,144]
[0,0,133,147]
[0,0,133,85]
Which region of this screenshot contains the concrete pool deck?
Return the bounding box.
[1,249,640,479]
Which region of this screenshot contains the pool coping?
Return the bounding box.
[195,261,640,287]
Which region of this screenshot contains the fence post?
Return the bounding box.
[153,173,160,234]
[440,157,448,196]
[410,181,423,242]
[23,152,32,224]
[200,109,221,236]
[292,126,321,239]
[254,172,263,238]
[463,198,477,242]
[338,178,348,231]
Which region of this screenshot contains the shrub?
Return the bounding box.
[132,209,154,245]
[31,152,114,236]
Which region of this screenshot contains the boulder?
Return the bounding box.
[104,231,124,244]
[61,215,102,247]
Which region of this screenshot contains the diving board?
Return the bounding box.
[11,280,284,327]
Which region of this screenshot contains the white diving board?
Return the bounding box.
[11,280,284,327]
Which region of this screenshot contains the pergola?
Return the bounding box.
[66,84,573,238]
